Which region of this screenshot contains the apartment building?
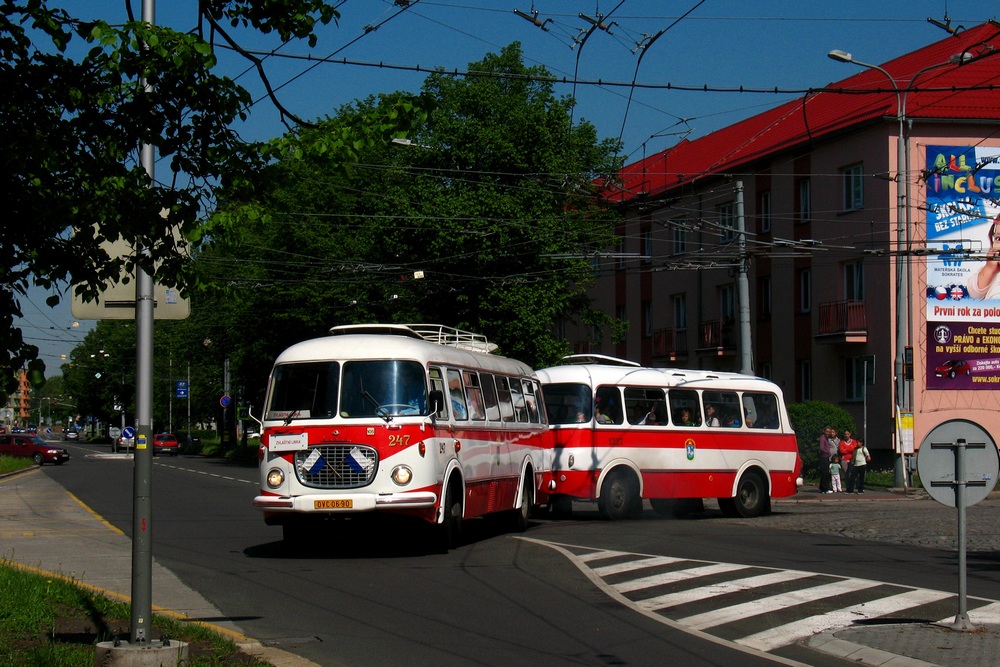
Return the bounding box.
[576,21,1000,454]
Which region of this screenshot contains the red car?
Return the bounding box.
[934,359,971,379]
[0,433,70,465]
[153,433,180,456]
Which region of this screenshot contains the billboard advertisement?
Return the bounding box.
[925,145,1000,389]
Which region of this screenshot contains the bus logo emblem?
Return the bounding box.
[685,439,696,460]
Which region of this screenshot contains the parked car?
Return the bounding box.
[115,435,134,453]
[0,434,70,465]
[63,429,79,441]
[153,433,180,456]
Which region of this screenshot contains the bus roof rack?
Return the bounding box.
[329,323,498,354]
[560,354,641,367]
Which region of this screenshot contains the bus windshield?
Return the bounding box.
[267,361,340,421]
[267,360,428,420]
[339,360,427,418]
[542,382,592,424]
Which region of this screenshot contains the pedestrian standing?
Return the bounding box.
[849,440,871,493]
[817,426,833,493]
[840,429,858,491]
[830,455,843,493]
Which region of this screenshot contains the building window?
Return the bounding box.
[759,190,772,233]
[842,163,864,211]
[845,357,867,401]
[673,294,687,331]
[759,276,772,318]
[799,360,812,402]
[672,221,688,255]
[719,284,736,324]
[845,260,864,300]
[799,269,811,313]
[796,178,811,223]
[641,227,652,264]
[642,300,652,337]
[718,201,736,242]
[759,361,772,381]
[617,304,628,327]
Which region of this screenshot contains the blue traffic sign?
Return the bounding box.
[175,380,189,399]
[220,395,231,408]
[122,426,135,439]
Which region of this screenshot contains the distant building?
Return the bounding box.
[574,21,1000,456]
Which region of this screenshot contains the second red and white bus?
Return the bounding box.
[536,355,802,520]
[253,324,549,550]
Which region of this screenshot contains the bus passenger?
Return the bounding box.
[640,403,664,425]
[705,404,721,427]
[675,407,695,426]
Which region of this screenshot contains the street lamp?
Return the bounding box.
[828,48,972,484]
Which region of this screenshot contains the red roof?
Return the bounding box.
[608,21,1000,202]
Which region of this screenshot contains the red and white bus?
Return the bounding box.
[536,355,801,520]
[253,324,549,549]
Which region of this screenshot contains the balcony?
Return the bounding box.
[816,300,867,343]
[652,328,688,360]
[697,320,736,356]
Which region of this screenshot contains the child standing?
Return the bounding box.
[829,454,843,493]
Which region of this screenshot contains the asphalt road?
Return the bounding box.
[38,440,1000,666]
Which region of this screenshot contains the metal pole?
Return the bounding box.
[130,0,156,645]
[736,181,753,375]
[952,438,974,630]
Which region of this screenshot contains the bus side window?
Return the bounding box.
[447,369,468,421]
[522,379,540,424]
[481,373,501,422]
[668,389,701,426]
[746,392,779,429]
[509,378,526,423]
[704,390,741,427]
[429,367,448,419]
[494,375,515,422]
[463,371,486,420]
[625,387,666,425]
[595,386,623,424]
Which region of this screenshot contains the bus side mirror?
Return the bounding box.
[428,390,444,415]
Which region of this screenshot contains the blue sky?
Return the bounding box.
[19,0,999,368]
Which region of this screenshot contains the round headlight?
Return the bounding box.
[390,465,413,486]
[266,468,284,489]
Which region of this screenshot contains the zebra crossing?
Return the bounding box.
[520,537,1000,657]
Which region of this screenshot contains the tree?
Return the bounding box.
[786,401,856,478]
[1,1,426,394]
[207,43,624,376]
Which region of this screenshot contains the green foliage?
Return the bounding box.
[0,1,349,395]
[206,42,624,380]
[786,401,856,476]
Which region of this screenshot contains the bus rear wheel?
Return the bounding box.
[598,469,641,521]
[719,471,769,518]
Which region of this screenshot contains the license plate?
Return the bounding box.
[314,499,352,509]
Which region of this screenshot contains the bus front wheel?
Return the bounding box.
[719,471,769,518]
[598,469,641,521]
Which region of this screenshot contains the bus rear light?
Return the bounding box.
[418,442,426,457]
[266,468,285,489]
[454,440,461,453]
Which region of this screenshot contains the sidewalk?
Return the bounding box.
[0,467,318,667]
[4,466,1000,666]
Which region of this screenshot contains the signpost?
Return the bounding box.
[917,419,1000,630]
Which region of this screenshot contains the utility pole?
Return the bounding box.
[736,181,753,375]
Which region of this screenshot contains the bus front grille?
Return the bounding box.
[294,445,379,489]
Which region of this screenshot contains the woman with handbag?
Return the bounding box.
[849,440,871,494]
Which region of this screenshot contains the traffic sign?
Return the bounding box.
[220,395,231,408]
[122,426,135,440]
[175,381,188,399]
[918,419,999,508]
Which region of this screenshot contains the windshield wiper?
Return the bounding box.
[283,410,301,426]
[360,389,392,423]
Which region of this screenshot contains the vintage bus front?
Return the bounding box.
[253,347,445,539]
